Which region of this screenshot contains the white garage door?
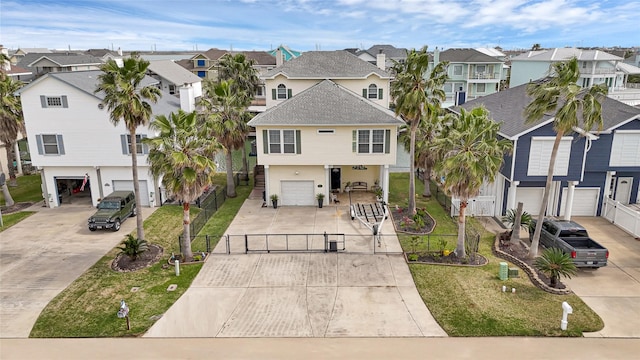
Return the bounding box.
[515,187,545,215]
[560,188,599,217]
[280,181,315,206]
[112,180,150,206]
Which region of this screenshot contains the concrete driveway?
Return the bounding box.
[564,217,640,338]
[145,199,446,337]
[0,202,155,338]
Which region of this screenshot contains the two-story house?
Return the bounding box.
[454,84,640,219]
[18,70,180,208]
[177,48,276,112]
[16,53,103,81]
[437,48,505,108]
[248,51,403,205]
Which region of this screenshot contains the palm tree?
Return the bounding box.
[199,79,246,198]
[435,107,512,258]
[145,110,219,261]
[534,247,577,288]
[217,53,259,176]
[95,55,161,241]
[391,47,448,214]
[399,104,444,198]
[531,43,542,51]
[525,57,607,258]
[0,73,25,203]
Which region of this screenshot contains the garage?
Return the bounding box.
[112,180,150,206]
[560,187,600,217]
[280,181,315,206]
[515,187,545,215]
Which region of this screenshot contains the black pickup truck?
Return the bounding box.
[530,218,609,268]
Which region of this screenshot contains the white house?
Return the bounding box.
[148,60,202,112]
[18,70,181,208]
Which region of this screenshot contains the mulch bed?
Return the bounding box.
[1,202,36,214]
[497,233,567,290]
[390,206,436,234]
[411,251,488,266]
[111,244,163,272]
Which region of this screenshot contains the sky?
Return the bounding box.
[1,0,639,53]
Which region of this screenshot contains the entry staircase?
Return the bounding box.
[249,165,265,200]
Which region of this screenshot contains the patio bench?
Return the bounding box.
[351,181,368,191]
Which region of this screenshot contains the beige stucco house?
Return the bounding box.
[248,51,403,206]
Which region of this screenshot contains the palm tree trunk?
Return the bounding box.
[511,202,523,246]
[456,200,467,258]
[1,182,14,207]
[129,129,145,241]
[241,143,249,176]
[182,202,193,261]
[225,149,236,198]
[6,143,17,186]
[529,130,564,258]
[422,161,432,198]
[408,122,417,214]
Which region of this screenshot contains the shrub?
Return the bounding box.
[502,208,532,231]
[117,234,149,261]
[534,248,578,288]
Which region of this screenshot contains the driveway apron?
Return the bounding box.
[562,217,640,338]
[145,199,446,337]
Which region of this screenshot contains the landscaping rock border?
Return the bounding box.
[111,244,164,273]
[492,236,572,295]
[404,251,488,267]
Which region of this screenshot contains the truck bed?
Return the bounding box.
[561,237,607,250]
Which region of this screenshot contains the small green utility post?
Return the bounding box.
[499,262,509,280]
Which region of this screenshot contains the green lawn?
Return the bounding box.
[30,178,252,338]
[0,211,36,231]
[0,174,43,206]
[388,172,604,336]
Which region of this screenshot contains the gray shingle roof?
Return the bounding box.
[21,70,179,117]
[21,53,103,67]
[366,44,408,59]
[440,48,503,63]
[263,51,390,79]
[248,80,403,126]
[454,84,640,138]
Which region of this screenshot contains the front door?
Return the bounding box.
[330,168,341,192]
[615,177,633,204]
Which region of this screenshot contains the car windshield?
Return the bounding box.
[98,201,120,210]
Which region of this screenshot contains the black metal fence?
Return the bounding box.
[416,169,452,213]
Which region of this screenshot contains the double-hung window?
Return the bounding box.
[36,134,65,155]
[266,129,298,154]
[121,134,148,155]
[368,84,378,99]
[356,129,388,154]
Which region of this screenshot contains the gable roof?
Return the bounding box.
[148,60,202,84]
[4,64,32,76]
[263,51,390,79]
[454,84,640,139]
[440,48,503,63]
[18,53,102,68]
[511,48,623,62]
[248,80,403,127]
[366,44,408,59]
[268,45,302,60]
[19,70,179,116]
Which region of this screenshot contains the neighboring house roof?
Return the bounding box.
[17,48,51,54]
[511,48,623,62]
[248,80,403,126]
[148,60,202,85]
[176,58,194,71]
[263,51,390,79]
[268,45,302,60]
[476,47,507,58]
[615,61,640,74]
[453,84,640,139]
[240,51,276,66]
[84,49,118,58]
[18,53,102,69]
[4,64,32,76]
[18,70,179,116]
[440,48,503,63]
[366,44,408,59]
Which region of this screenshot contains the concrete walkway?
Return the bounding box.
[145,199,446,337]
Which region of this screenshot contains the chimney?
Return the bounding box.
[434,47,440,66]
[376,50,385,70]
[179,83,195,112]
[117,47,122,56]
[276,48,284,67]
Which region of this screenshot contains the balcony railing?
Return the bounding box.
[580,68,616,75]
[469,72,499,80]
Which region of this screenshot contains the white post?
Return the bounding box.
[175,260,180,276]
[14,142,23,175]
[263,165,270,200]
[324,165,330,200]
[382,165,390,203]
[507,181,519,211]
[561,301,573,330]
[564,181,578,220]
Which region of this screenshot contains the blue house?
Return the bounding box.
[453,83,640,218]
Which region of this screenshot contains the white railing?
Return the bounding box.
[602,198,640,237]
[451,196,496,217]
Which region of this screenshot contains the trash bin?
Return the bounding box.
[329,241,338,252]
